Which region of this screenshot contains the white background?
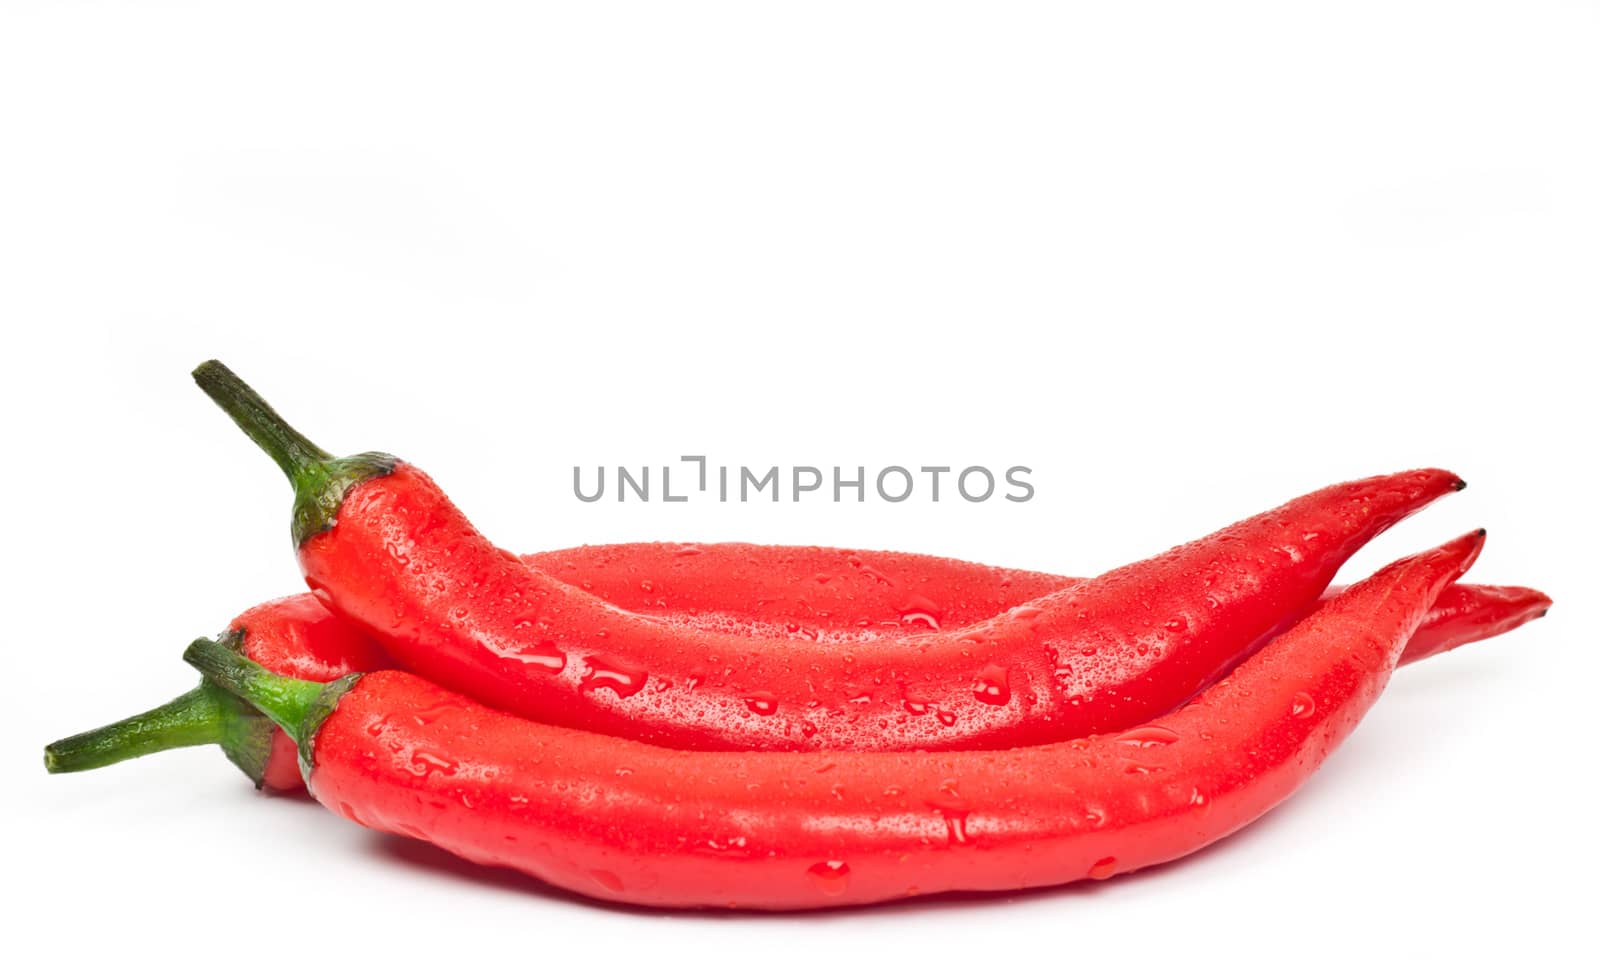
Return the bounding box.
[3,2,1595,956]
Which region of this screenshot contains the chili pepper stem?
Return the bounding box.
[45,684,228,774]
[184,639,322,738]
[192,360,333,484]
[192,360,396,545]
[183,639,360,775]
[44,676,281,787]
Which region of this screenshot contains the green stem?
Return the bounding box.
[183,639,324,740]
[183,639,361,775]
[44,678,280,786]
[191,360,397,546]
[191,360,332,485]
[45,685,227,773]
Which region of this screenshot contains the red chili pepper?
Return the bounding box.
[43,542,1547,786]
[194,360,1463,751]
[528,542,1551,661]
[184,531,1486,910]
[1389,582,1553,664]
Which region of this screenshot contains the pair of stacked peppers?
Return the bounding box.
[46,361,1551,911]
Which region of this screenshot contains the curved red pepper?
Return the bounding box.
[311,466,1461,749]
[44,540,1546,787]
[1388,582,1553,664]
[188,531,1485,910]
[528,542,1550,662]
[194,361,1462,750]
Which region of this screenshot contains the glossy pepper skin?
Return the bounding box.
[43,548,1546,786]
[189,531,1485,910]
[529,542,1550,662]
[194,360,1463,751]
[527,543,1071,636]
[1392,582,1553,664]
